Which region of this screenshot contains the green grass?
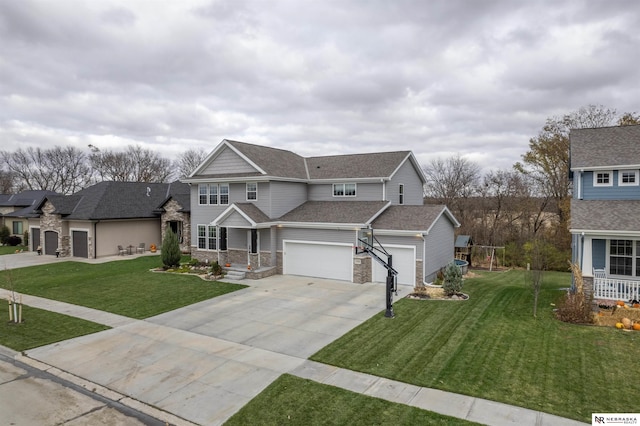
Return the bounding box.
[311,270,640,423]
[0,256,246,319]
[1,305,109,351]
[225,374,480,426]
[0,245,28,255]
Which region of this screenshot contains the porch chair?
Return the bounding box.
[117,245,127,256]
[593,268,607,279]
[136,242,145,254]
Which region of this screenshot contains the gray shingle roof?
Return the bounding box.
[227,140,308,179]
[571,125,640,169]
[1,190,59,218]
[306,151,411,179]
[372,205,456,231]
[277,201,388,224]
[45,181,189,220]
[570,199,640,232]
[216,140,414,181]
[231,203,271,223]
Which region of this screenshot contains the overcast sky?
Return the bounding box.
[1,0,639,173]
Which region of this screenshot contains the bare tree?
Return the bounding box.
[90,145,173,183]
[423,154,481,222]
[175,148,207,179]
[0,169,16,193]
[0,146,91,195]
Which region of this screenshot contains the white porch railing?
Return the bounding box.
[593,277,640,301]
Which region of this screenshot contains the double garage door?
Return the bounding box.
[283,241,353,281]
[283,240,416,286]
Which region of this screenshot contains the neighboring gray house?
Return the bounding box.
[184,139,460,287]
[33,181,190,258]
[570,124,640,300]
[0,190,58,243]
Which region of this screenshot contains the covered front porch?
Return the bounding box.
[593,275,640,301]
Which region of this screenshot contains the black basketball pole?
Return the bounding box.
[385,254,394,318]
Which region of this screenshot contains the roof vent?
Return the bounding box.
[146,187,151,197]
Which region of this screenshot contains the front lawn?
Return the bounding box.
[0,256,246,319]
[225,374,480,426]
[0,245,28,255]
[1,305,109,351]
[311,270,640,423]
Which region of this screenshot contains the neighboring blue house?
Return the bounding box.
[183,139,460,287]
[570,124,640,300]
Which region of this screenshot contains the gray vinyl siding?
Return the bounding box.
[374,234,423,258]
[201,146,258,175]
[424,213,455,282]
[222,211,253,227]
[581,171,640,200]
[276,227,357,250]
[308,182,384,201]
[388,160,424,205]
[189,186,228,246]
[227,228,246,249]
[269,181,308,217]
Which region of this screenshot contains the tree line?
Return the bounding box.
[423,105,640,269]
[0,145,207,195]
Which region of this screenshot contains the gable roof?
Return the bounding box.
[571,125,640,170]
[570,199,640,235]
[187,139,424,183]
[42,181,188,220]
[372,205,460,233]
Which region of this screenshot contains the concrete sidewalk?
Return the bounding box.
[3,275,589,425]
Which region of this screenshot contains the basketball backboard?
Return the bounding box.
[358,228,374,249]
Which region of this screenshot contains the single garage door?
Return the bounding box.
[72,230,89,258]
[283,240,353,282]
[373,245,416,286]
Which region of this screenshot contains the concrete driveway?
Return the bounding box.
[27,275,410,425]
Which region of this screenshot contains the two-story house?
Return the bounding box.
[570,124,640,300]
[184,139,460,287]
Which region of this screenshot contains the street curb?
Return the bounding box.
[15,354,198,426]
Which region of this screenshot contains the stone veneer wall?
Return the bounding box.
[353,255,372,284]
[40,201,67,257]
[161,200,191,253]
[415,260,423,287]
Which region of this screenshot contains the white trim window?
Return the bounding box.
[398,184,404,205]
[333,183,356,197]
[618,170,639,186]
[198,184,230,205]
[593,171,613,187]
[609,239,633,276]
[198,225,218,250]
[246,182,257,201]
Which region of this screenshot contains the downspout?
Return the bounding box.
[94,220,99,259]
[421,233,427,286]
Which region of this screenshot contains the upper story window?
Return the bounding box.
[618,170,639,186]
[333,183,356,197]
[246,183,257,200]
[593,171,612,187]
[198,184,229,205]
[399,184,404,205]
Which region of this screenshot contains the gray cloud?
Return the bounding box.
[1,0,639,173]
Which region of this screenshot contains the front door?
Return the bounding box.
[44,231,58,255]
[32,228,41,252]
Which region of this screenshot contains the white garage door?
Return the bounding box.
[283,240,353,282]
[372,245,416,286]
